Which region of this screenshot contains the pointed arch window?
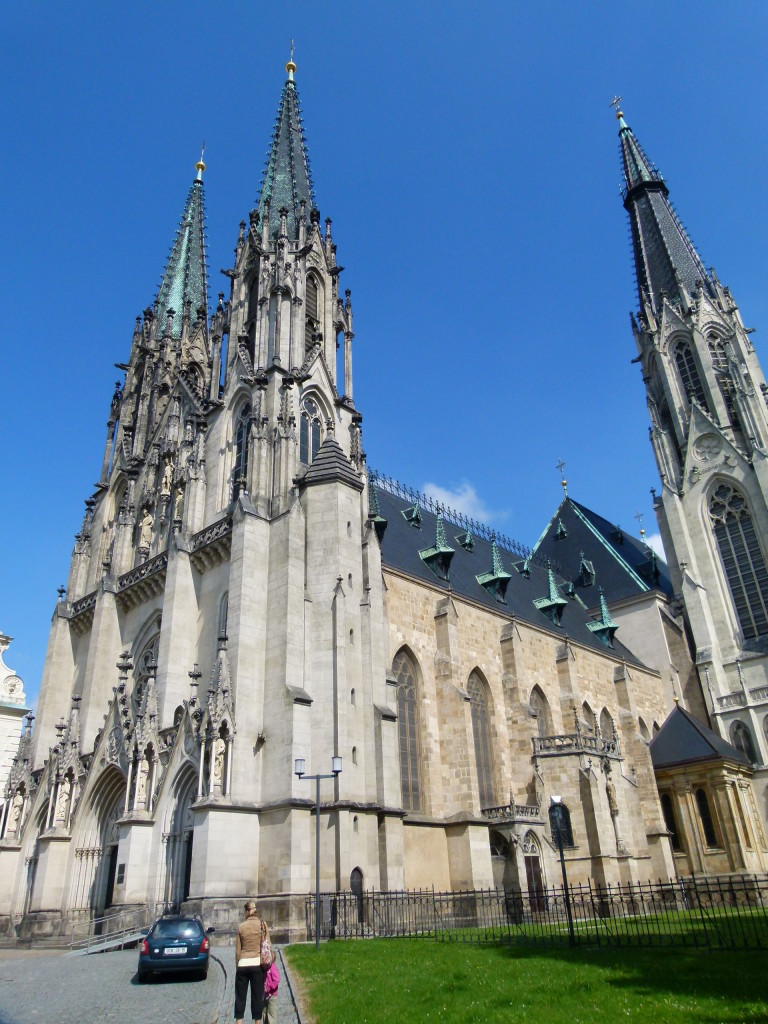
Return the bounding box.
[709,483,768,640]
[708,334,728,371]
[467,671,495,809]
[548,802,574,847]
[300,397,322,465]
[529,686,553,739]
[232,403,251,501]
[674,342,707,408]
[393,649,422,812]
[730,720,758,764]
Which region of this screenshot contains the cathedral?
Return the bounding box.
[1,66,766,941]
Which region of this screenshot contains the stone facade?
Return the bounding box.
[4,74,765,944]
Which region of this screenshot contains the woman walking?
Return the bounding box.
[235,900,270,1024]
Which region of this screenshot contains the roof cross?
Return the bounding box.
[290,39,295,63]
[634,509,646,540]
[556,458,567,497]
[609,95,622,111]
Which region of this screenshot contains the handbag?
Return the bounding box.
[260,920,273,968]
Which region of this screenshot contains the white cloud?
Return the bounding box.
[421,480,504,527]
[645,532,666,560]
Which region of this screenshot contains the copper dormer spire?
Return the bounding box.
[286,39,297,80]
[196,142,206,181]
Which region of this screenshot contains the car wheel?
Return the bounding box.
[199,969,208,981]
[138,971,150,984]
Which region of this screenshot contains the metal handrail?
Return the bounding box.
[68,905,151,954]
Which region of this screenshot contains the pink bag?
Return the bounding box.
[264,961,280,998]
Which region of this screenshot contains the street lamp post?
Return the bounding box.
[295,755,342,950]
[549,795,576,947]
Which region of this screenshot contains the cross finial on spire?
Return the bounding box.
[195,140,206,180]
[610,95,623,119]
[556,458,568,497]
[286,39,297,80]
[634,509,646,541]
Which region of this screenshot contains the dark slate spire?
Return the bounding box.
[617,105,711,311]
[155,152,209,339]
[257,56,315,240]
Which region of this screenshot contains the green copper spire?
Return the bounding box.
[615,102,711,311]
[476,540,512,603]
[587,587,619,648]
[155,154,209,339]
[419,512,455,582]
[257,56,316,239]
[533,567,568,626]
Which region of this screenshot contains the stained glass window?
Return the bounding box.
[393,650,421,812]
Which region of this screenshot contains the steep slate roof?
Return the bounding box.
[617,108,713,312]
[373,482,648,667]
[154,173,209,340]
[650,703,751,770]
[300,436,363,491]
[257,67,315,239]
[533,496,673,605]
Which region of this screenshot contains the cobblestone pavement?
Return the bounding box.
[0,945,301,1024]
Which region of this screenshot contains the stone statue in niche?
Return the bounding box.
[135,757,149,808]
[173,486,185,522]
[213,737,225,787]
[606,777,619,816]
[139,509,154,549]
[54,775,72,827]
[7,791,23,835]
[161,461,173,497]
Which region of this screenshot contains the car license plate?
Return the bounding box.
[164,946,187,956]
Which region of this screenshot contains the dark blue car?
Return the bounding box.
[138,915,213,982]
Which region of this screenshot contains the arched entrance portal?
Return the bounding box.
[350,867,364,924]
[160,768,196,912]
[68,767,126,917]
[522,831,545,912]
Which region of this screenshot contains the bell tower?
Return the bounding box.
[220,53,358,518]
[617,102,768,790]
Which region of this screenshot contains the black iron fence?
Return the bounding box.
[305,874,768,950]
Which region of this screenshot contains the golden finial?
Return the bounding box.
[286,39,297,80]
[195,141,206,181]
[609,95,624,121]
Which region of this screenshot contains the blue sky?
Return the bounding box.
[3,1,768,708]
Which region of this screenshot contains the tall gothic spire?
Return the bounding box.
[617,105,711,312]
[257,54,316,239]
[154,152,209,339]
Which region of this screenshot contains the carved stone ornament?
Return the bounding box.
[693,434,722,462]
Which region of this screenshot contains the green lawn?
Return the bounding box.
[284,938,768,1024]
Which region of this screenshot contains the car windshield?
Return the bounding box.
[151,919,202,939]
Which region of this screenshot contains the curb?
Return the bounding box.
[277,947,303,1024]
[209,951,229,1024]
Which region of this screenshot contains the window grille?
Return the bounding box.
[393,650,422,812]
[305,276,319,355]
[467,671,495,809]
[709,483,768,640]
